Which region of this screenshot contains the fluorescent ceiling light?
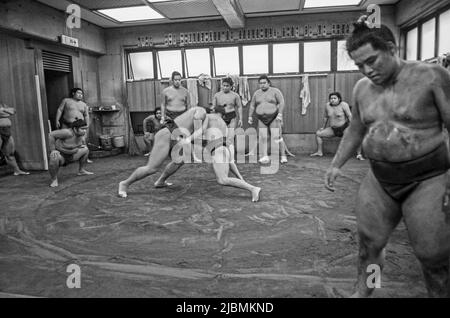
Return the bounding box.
[304,0,361,8]
[98,6,165,22]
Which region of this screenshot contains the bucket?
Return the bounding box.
[99,135,113,150]
[112,135,125,148]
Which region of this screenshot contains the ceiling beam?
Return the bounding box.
[211,0,245,29]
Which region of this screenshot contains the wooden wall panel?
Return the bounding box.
[334,73,364,107]
[0,33,44,170]
[126,80,156,112]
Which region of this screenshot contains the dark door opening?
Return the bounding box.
[44,70,71,131]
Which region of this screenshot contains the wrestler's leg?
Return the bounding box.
[212,146,261,202]
[270,119,287,163]
[154,161,184,188]
[49,152,65,187]
[311,128,334,157]
[3,136,29,175]
[353,170,402,297]
[227,118,236,161]
[402,173,450,298]
[257,120,269,163]
[143,135,154,156]
[73,146,93,176]
[118,129,171,197]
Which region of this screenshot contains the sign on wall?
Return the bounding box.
[137,23,352,48]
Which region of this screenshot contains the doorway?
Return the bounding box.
[44,70,71,131]
[41,50,73,132]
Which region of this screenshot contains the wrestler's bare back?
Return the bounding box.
[356,62,449,162]
[173,107,206,134]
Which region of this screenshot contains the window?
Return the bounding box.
[157,50,182,79]
[213,46,239,76]
[304,41,331,72]
[406,27,418,60]
[185,48,211,77]
[439,9,450,55]
[273,43,299,74]
[243,44,269,75]
[421,18,436,60]
[128,52,154,80]
[97,6,164,22]
[304,0,361,8]
[337,40,358,71]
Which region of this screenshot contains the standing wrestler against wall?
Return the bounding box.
[160,71,190,123]
[248,75,288,164]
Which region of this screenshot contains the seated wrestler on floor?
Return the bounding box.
[311,92,363,159]
[48,118,93,187]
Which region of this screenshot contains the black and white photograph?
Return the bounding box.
[1,0,450,302]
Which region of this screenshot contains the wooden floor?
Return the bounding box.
[0,154,426,297]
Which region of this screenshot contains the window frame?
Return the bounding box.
[303,39,332,73]
[401,4,450,61]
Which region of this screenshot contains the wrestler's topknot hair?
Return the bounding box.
[171,71,182,80]
[329,92,342,103]
[346,17,396,54]
[222,77,234,86]
[258,75,271,84]
[70,88,83,97]
[71,118,87,129]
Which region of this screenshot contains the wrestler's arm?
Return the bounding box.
[48,129,72,151]
[343,102,353,122]
[331,86,367,169]
[248,93,257,124]
[235,93,243,126]
[185,89,191,109]
[55,99,66,128]
[321,105,329,129]
[186,109,209,142]
[432,66,450,211]
[432,66,450,130]
[275,89,286,114]
[212,93,218,110]
[83,103,90,125]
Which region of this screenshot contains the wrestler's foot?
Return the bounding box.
[50,179,58,188]
[310,152,323,157]
[118,181,128,198]
[252,187,261,202]
[356,154,365,161]
[77,169,94,176]
[154,180,174,188]
[258,156,270,164]
[280,156,288,164]
[193,154,202,163]
[14,170,30,176]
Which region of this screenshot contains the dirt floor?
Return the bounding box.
[0,153,427,298]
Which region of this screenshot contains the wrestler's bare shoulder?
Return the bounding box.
[269,87,282,94]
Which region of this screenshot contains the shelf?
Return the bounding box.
[92,109,120,113]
